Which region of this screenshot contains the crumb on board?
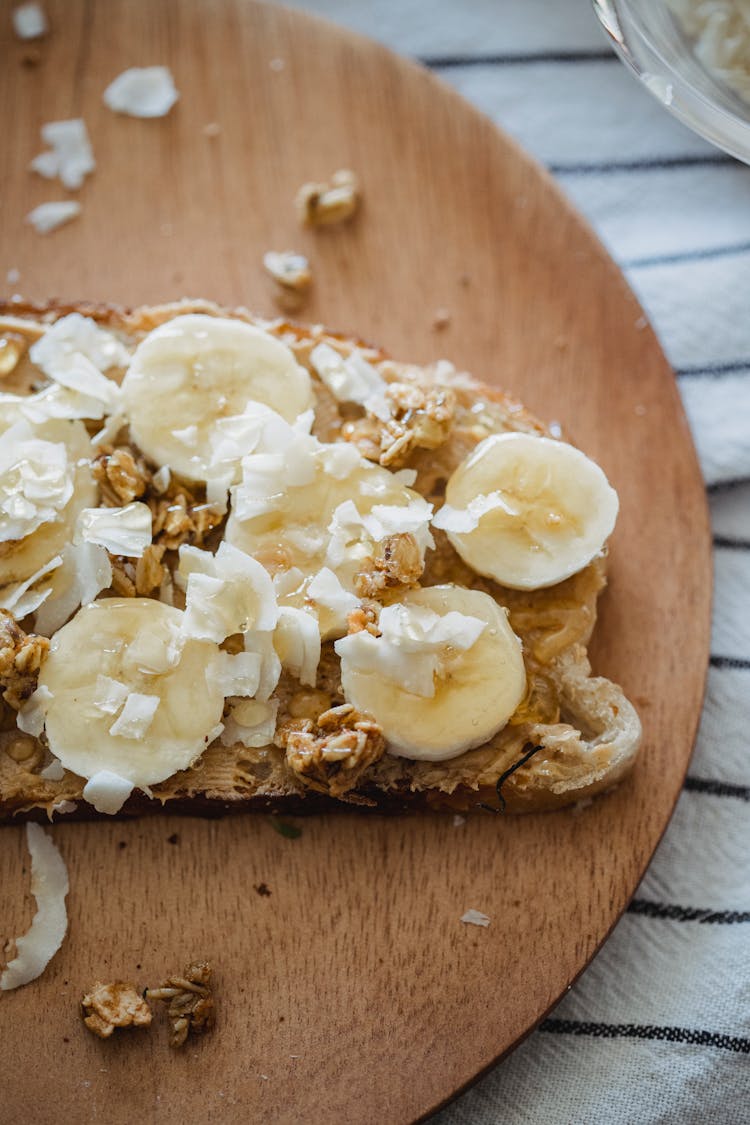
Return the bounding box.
[460,909,490,928]
[81,981,152,1039]
[295,169,359,227]
[146,960,215,1048]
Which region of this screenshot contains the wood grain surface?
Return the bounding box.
[0,1,712,1122]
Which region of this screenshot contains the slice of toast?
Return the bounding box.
[0,299,641,819]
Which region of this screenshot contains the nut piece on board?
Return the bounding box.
[81,981,152,1039]
[295,169,359,227]
[146,960,215,1048]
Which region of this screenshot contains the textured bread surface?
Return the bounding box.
[0,299,641,820]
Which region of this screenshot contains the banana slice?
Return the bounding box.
[0,416,96,591]
[35,599,226,789]
[225,418,433,639]
[335,584,526,760]
[433,432,619,590]
[120,314,313,482]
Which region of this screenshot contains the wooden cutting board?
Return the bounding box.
[0,1,712,1121]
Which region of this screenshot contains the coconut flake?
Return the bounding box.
[91,412,126,447]
[26,201,81,235]
[432,493,521,535]
[274,607,320,687]
[460,909,490,927]
[29,314,127,418]
[76,502,152,557]
[92,675,129,716]
[16,684,53,737]
[0,420,73,541]
[179,541,278,642]
[12,2,47,39]
[229,410,319,521]
[40,758,65,781]
[108,692,160,739]
[152,465,171,494]
[207,650,262,699]
[310,343,388,417]
[30,119,96,190]
[34,542,112,635]
[51,800,77,816]
[335,603,486,699]
[0,824,69,991]
[306,567,359,631]
[325,495,434,571]
[122,625,182,677]
[103,66,179,118]
[0,555,62,618]
[82,770,135,814]
[220,698,278,749]
[243,629,282,701]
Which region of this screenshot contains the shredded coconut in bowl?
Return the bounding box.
[668,0,750,103]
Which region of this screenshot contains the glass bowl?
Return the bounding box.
[593,0,750,163]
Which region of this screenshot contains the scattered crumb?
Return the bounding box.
[167,833,179,845]
[146,960,215,1048]
[458,273,471,287]
[12,2,47,40]
[21,47,42,66]
[634,404,647,416]
[26,200,81,234]
[254,882,272,897]
[290,1054,300,1059]
[259,1074,269,1081]
[635,315,647,330]
[460,909,490,928]
[432,308,451,331]
[295,168,359,227]
[30,118,95,190]
[269,57,285,71]
[81,981,152,1039]
[6,268,20,285]
[263,250,312,292]
[548,421,563,438]
[203,122,221,137]
[118,841,127,849]
[63,1036,69,1043]
[452,814,466,827]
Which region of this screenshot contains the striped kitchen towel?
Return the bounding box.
[287,1,750,1121]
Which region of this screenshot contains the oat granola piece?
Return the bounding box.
[355,532,423,598]
[278,703,385,797]
[0,610,49,710]
[81,981,153,1040]
[146,960,215,1048]
[342,382,456,468]
[134,542,166,596]
[92,447,150,506]
[295,168,359,227]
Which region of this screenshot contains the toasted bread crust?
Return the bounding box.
[0,299,641,820]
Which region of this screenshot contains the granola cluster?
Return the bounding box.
[146,960,216,1048]
[355,532,423,598]
[81,981,152,1039]
[277,703,385,797]
[343,381,456,468]
[0,610,49,710]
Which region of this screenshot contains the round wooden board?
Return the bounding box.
[0,2,712,1122]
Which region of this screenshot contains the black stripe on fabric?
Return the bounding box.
[628,899,750,924]
[549,153,735,176]
[684,777,750,801]
[419,48,616,69]
[714,536,750,550]
[625,240,750,270]
[676,359,750,378]
[538,1020,750,1054]
[710,655,750,670]
[708,477,750,494]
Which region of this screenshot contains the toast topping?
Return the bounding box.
[279,703,385,797]
[336,585,526,761]
[0,610,49,710]
[433,432,619,590]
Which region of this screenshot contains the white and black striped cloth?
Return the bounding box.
[287,1,750,1120]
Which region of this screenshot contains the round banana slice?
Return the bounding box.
[335,584,526,760]
[121,314,313,482]
[0,417,96,589]
[37,599,226,788]
[433,432,619,590]
[225,440,433,639]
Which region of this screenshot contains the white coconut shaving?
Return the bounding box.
[207,650,262,699]
[34,541,112,636]
[460,909,490,928]
[12,2,47,40]
[76,502,152,557]
[30,119,96,190]
[178,541,278,642]
[220,698,278,749]
[310,342,389,419]
[108,692,160,739]
[40,758,65,781]
[82,770,135,815]
[0,824,69,991]
[306,566,359,632]
[0,555,62,619]
[29,314,127,420]
[274,606,321,687]
[103,66,179,118]
[16,684,52,738]
[25,201,81,235]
